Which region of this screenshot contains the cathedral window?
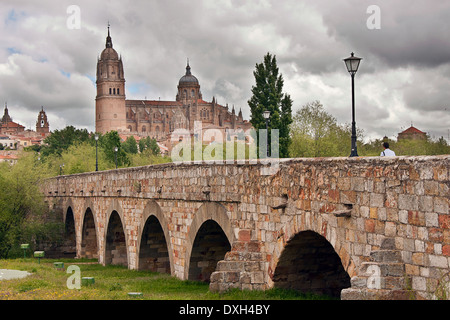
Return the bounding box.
[117,88,120,95]
[142,125,146,132]
[109,88,112,95]
[113,88,116,95]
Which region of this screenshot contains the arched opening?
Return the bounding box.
[272,230,350,298]
[105,211,127,266]
[138,216,170,273]
[62,207,76,258]
[80,208,98,259]
[188,220,231,282]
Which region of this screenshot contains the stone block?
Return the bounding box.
[398,194,418,211]
[370,193,384,208]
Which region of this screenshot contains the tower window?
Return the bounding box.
[109,88,112,95]
[117,88,120,95]
[113,88,116,95]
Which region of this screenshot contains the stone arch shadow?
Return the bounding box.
[136,200,174,275]
[62,199,76,258]
[103,199,129,267]
[184,202,235,282]
[269,215,355,298]
[80,198,99,260]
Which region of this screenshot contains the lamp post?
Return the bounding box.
[59,163,64,175]
[114,146,118,169]
[95,134,99,171]
[343,52,362,157]
[263,110,270,157]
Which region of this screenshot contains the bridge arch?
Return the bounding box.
[136,200,173,274]
[272,230,351,298]
[269,212,354,298]
[80,207,99,259]
[104,200,129,267]
[62,204,76,258]
[185,202,234,282]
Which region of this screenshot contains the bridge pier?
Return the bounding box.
[341,238,416,300]
[210,240,267,292]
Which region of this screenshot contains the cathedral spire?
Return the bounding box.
[106,22,113,48]
[186,58,191,75]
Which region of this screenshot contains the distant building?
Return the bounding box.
[0,103,50,149]
[36,107,50,137]
[0,103,25,135]
[0,150,19,164]
[397,126,427,141]
[95,27,252,146]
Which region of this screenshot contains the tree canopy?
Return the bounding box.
[248,52,293,158]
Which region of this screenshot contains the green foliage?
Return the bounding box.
[360,136,450,156]
[248,52,293,158]
[40,126,90,157]
[289,101,361,157]
[98,131,130,167]
[0,153,63,258]
[138,136,160,155]
[122,136,138,154]
[290,100,450,158]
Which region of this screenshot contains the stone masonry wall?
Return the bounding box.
[41,155,449,299]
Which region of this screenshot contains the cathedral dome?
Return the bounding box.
[100,47,119,60]
[179,63,199,86]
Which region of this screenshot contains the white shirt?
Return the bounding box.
[381,148,396,156]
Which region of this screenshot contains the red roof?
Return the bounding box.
[400,126,426,134]
[0,121,25,129]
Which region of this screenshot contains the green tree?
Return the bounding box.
[122,136,138,154]
[139,136,150,153]
[99,131,129,167]
[0,152,62,258]
[248,52,292,158]
[40,126,90,158]
[148,138,160,155]
[289,101,363,157]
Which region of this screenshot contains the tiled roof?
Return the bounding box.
[400,126,426,134]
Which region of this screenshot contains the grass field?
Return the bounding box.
[0,258,333,300]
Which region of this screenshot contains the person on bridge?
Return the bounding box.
[380,142,396,156]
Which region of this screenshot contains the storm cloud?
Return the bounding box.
[0,0,449,142]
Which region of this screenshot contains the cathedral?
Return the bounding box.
[95,27,252,144]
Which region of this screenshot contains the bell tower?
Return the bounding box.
[36,106,50,136]
[95,25,127,134]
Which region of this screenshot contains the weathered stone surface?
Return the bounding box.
[40,155,450,300]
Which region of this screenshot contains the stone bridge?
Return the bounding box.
[41,155,449,300]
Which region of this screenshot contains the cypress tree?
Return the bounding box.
[248,53,292,158]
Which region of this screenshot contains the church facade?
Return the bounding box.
[95,28,252,143]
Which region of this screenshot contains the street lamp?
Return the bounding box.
[59,163,64,175]
[114,146,118,169]
[263,110,270,157]
[95,134,99,171]
[343,52,362,157]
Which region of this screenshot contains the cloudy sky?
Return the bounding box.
[1,0,449,142]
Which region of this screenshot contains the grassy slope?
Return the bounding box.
[0,258,333,300]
